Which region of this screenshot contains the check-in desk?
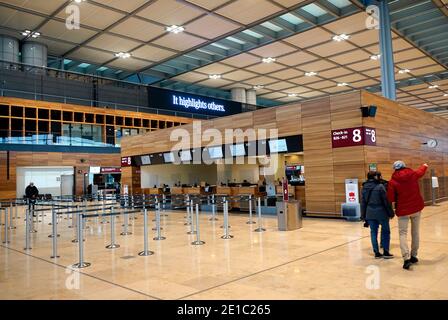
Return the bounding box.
[171,187,186,208]
[149,188,163,195]
[215,186,238,210]
[238,186,259,211]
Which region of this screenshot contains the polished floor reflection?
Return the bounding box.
[1,202,447,300]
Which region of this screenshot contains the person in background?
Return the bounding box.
[361,171,395,259]
[387,161,428,270]
[25,182,39,215]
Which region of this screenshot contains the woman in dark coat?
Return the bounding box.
[361,171,395,259]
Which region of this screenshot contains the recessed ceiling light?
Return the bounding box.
[21,30,31,36]
[305,71,317,77]
[115,52,131,59]
[428,84,439,89]
[31,32,41,38]
[288,93,298,97]
[332,34,350,42]
[253,85,264,90]
[443,93,448,97]
[370,54,381,61]
[337,82,349,87]
[73,0,86,3]
[166,25,185,34]
[209,74,221,80]
[262,57,276,63]
[398,69,411,74]
[21,30,40,38]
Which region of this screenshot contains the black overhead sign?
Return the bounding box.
[148,87,243,117]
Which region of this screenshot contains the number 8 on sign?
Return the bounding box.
[371,129,376,143]
[353,129,362,143]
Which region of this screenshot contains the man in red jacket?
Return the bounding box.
[387,161,428,270]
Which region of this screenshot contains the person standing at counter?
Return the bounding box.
[361,172,395,259]
[387,161,428,270]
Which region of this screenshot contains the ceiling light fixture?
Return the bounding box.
[443,93,448,97]
[262,57,276,63]
[398,69,411,74]
[253,85,264,90]
[73,0,86,3]
[166,25,185,34]
[288,93,298,97]
[337,82,348,87]
[21,30,41,38]
[332,34,350,42]
[428,84,439,89]
[208,74,221,80]
[305,71,317,77]
[370,54,381,61]
[115,52,131,59]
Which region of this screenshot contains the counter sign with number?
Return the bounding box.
[121,156,132,167]
[332,126,376,148]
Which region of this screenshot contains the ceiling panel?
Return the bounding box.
[184,0,232,11]
[244,76,278,85]
[300,91,324,98]
[38,19,97,43]
[216,0,282,25]
[307,80,336,89]
[34,37,75,56]
[131,44,177,62]
[299,60,337,72]
[334,73,367,83]
[277,51,318,66]
[0,6,45,31]
[324,12,370,34]
[88,34,141,53]
[409,65,445,76]
[349,79,379,88]
[107,57,152,70]
[152,32,207,51]
[184,14,239,40]
[55,2,126,29]
[349,29,378,47]
[284,28,333,48]
[221,53,261,68]
[245,62,286,73]
[93,0,149,13]
[223,69,258,81]
[307,41,357,57]
[196,78,233,87]
[0,0,67,14]
[396,57,439,69]
[109,17,166,42]
[259,92,287,99]
[137,0,204,25]
[264,81,296,91]
[249,42,297,58]
[347,60,379,72]
[196,63,235,75]
[393,49,426,63]
[270,68,304,79]
[272,0,308,7]
[289,76,325,85]
[329,49,371,65]
[317,67,352,78]
[67,47,115,65]
[172,71,208,83]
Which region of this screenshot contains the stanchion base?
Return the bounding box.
[184,222,191,226]
[153,236,166,241]
[192,240,205,245]
[254,228,266,232]
[121,224,133,227]
[50,255,60,259]
[23,247,32,250]
[220,225,231,228]
[71,239,85,243]
[100,221,110,224]
[72,262,91,269]
[152,227,164,231]
[246,221,256,224]
[2,241,10,244]
[209,217,219,221]
[30,230,37,233]
[48,234,61,238]
[120,232,133,236]
[138,250,154,256]
[8,226,17,229]
[221,235,234,239]
[187,231,197,235]
[105,244,120,249]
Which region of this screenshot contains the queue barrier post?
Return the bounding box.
[138,208,154,256]
[120,208,132,236]
[9,202,16,229]
[221,200,233,239]
[72,212,90,268]
[24,208,31,250]
[254,197,266,232]
[153,203,166,241]
[187,200,196,235]
[50,206,60,259]
[3,208,9,244]
[209,194,218,221]
[192,203,205,245]
[106,207,120,249]
[246,195,256,225]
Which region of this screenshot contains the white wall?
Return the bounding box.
[216,163,260,184]
[140,164,218,188]
[16,167,74,197]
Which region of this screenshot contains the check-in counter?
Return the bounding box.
[149,188,163,195]
[184,187,203,195]
[170,187,184,194]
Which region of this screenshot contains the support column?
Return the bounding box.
[231,87,246,103]
[378,0,396,100]
[246,89,257,106]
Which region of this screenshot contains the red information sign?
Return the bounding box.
[121,156,132,167]
[331,126,376,148]
[282,178,289,201]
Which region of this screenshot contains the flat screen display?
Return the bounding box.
[163,152,174,163]
[90,166,101,174]
[180,150,192,162]
[230,144,245,157]
[268,139,288,153]
[141,155,151,165]
[208,146,223,159]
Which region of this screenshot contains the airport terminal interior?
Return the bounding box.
[0,0,448,301]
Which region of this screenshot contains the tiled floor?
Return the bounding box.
[0,201,447,300]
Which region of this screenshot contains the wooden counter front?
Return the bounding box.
[170,187,184,194]
[215,186,238,196]
[184,187,203,195]
[236,186,257,195]
[149,188,163,195]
